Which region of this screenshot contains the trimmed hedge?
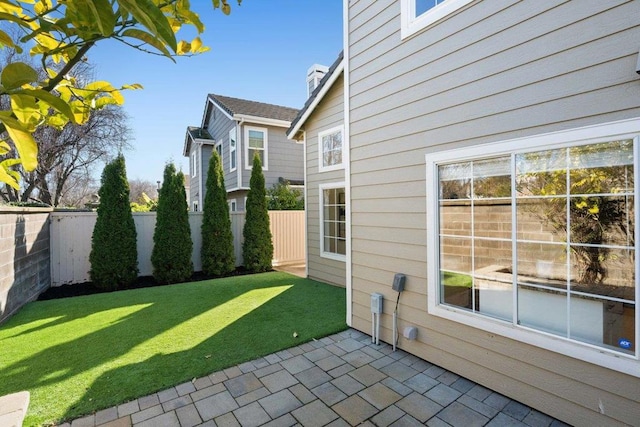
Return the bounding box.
[89,155,138,289]
[151,163,193,284]
[201,150,235,276]
[242,154,273,273]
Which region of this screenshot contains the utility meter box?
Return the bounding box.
[392,273,406,292]
[371,293,383,314]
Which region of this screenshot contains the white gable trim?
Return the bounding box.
[235,114,291,128]
[287,60,345,139]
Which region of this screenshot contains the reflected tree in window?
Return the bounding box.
[517,140,634,285]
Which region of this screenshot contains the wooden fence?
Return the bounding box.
[50,210,305,286]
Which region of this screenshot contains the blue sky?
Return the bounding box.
[87,1,343,184]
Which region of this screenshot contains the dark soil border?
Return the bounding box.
[38,267,267,301]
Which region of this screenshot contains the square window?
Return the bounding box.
[401,0,475,39]
[318,126,344,172]
[245,127,268,170]
[427,120,640,375]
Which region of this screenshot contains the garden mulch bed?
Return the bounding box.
[38,267,262,300]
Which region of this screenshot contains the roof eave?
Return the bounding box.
[235,114,292,128]
[287,59,345,140]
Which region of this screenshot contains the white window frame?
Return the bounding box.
[191,150,197,178]
[318,125,344,172]
[192,201,198,212]
[244,126,268,170]
[426,118,640,377]
[401,0,475,40]
[229,127,237,172]
[215,140,223,163]
[319,182,347,262]
[228,200,237,212]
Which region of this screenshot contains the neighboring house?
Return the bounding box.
[288,52,345,287]
[295,1,640,425]
[184,94,303,212]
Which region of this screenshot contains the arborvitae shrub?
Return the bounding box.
[242,154,273,272]
[89,155,138,289]
[201,150,235,275]
[151,163,193,284]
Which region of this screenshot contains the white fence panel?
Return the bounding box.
[50,212,96,286]
[50,210,305,286]
[270,211,305,266]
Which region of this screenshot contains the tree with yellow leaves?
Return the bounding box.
[0,0,239,190]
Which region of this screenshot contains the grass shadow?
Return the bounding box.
[0,272,346,426]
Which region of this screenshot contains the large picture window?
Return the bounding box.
[426,119,639,375]
[319,126,344,172]
[245,127,268,170]
[320,184,346,260]
[401,0,474,39]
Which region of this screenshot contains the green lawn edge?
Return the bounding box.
[0,271,347,426]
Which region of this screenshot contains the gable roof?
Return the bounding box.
[183,126,215,156]
[287,51,344,140]
[207,94,299,125]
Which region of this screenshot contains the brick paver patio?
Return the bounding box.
[58,329,568,427]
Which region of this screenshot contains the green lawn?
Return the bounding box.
[0,272,347,426]
[442,271,473,287]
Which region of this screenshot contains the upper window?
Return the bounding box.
[319,126,344,172]
[320,184,346,261]
[215,141,223,160]
[245,127,268,170]
[426,119,640,376]
[401,0,474,39]
[191,151,197,178]
[229,127,237,171]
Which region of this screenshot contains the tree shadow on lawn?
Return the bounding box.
[0,272,346,426]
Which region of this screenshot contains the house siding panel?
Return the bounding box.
[302,75,346,287]
[347,0,640,425]
[205,108,238,193]
[240,125,303,194]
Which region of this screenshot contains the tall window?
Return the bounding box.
[320,184,346,260]
[245,127,268,170]
[319,126,344,172]
[215,141,223,159]
[191,151,197,178]
[401,0,474,39]
[427,120,639,374]
[229,127,237,171]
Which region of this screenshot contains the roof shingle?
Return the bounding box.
[208,94,299,122]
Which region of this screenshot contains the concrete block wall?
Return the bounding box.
[0,207,52,323]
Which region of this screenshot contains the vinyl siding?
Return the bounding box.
[302,75,346,287]
[205,108,238,191]
[241,125,304,190]
[347,0,640,425]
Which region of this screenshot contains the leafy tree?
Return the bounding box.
[151,163,192,284]
[243,154,273,272]
[201,151,235,276]
[129,178,159,204]
[520,142,634,284]
[130,193,158,212]
[0,45,131,206]
[89,154,138,289]
[0,0,239,190]
[267,180,304,210]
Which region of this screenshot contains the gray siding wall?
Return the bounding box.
[205,107,239,195]
[302,75,346,287]
[241,125,304,191]
[188,145,199,210]
[347,0,640,425]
